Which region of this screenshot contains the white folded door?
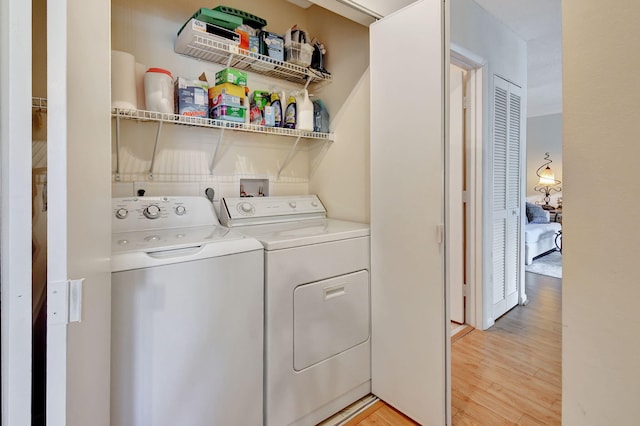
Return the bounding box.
[370,1,448,425]
[491,75,523,319]
[46,0,112,425]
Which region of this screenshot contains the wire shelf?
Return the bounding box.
[112,108,334,141]
[175,33,331,86]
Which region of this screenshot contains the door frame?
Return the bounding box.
[1,0,33,424]
[450,44,485,330]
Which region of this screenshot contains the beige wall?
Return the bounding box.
[111,0,370,218]
[307,6,370,223]
[563,1,640,424]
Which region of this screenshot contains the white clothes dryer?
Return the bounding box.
[110,196,263,426]
[220,195,371,426]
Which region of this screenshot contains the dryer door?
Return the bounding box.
[293,270,370,371]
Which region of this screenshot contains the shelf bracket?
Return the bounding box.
[277,135,302,179]
[148,120,163,180]
[209,128,225,175]
[115,110,121,181]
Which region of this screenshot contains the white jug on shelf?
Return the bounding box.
[295,89,314,131]
[144,68,174,114]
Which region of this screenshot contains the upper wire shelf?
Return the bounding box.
[175,33,332,86]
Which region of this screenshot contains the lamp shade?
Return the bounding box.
[537,166,556,185]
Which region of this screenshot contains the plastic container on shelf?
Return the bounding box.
[313,99,330,133]
[144,68,174,114]
[285,42,314,67]
[295,89,314,131]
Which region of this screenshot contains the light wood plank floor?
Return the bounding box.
[350,272,561,425]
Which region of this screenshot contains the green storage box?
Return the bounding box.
[211,104,247,123]
[215,68,247,86]
[212,6,267,29]
[181,8,242,33]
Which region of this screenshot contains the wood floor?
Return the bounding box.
[350,272,561,425]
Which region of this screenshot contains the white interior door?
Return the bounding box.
[449,66,465,324]
[46,0,112,425]
[370,1,447,424]
[491,76,522,319]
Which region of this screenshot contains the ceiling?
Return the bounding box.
[472,0,562,117]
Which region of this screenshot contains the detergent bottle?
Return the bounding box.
[270,91,284,127]
[284,94,297,129]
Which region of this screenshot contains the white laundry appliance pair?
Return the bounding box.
[110,196,263,426]
[220,194,372,426]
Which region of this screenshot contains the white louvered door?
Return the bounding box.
[492,76,523,320]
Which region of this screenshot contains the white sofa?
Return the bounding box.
[524,204,562,265]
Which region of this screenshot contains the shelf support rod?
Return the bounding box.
[209,128,225,175]
[115,110,121,181]
[148,120,163,180]
[277,135,302,179]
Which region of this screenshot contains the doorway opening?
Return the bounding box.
[448,48,484,336]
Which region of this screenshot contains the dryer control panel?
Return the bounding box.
[220,195,327,227]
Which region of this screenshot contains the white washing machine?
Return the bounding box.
[219,195,371,426]
[110,196,264,426]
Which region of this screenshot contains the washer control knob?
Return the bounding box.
[143,204,161,219]
[175,205,187,216]
[311,201,318,207]
[115,208,128,219]
[289,201,297,209]
[238,201,253,214]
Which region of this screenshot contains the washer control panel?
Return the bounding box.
[220,195,326,227]
[112,196,219,233]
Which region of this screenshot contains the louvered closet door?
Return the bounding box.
[492,76,523,320]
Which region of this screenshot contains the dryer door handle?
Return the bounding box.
[324,284,346,300]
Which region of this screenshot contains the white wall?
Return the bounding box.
[526,113,562,205]
[451,0,527,87]
[451,0,527,329]
[563,1,640,424]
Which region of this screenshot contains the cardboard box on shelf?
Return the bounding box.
[208,82,246,100]
[215,68,248,87]
[174,77,208,117]
[211,104,247,123]
[260,31,284,62]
